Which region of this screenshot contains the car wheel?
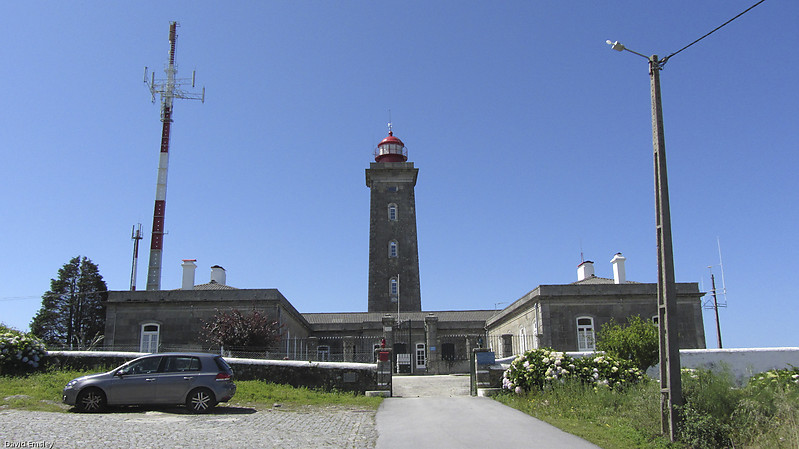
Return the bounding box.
[76,388,106,413]
[186,388,216,413]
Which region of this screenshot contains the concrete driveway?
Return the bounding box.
[376,375,599,449]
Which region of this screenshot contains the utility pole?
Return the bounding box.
[143,22,204,291]
[710,273,723,348]
[649,54,683,440]
[130,223,143,291]
[608,2,763,442]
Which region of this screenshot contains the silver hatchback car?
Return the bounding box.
[62,353,236,413]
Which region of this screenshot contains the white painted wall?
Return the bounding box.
[649,347,799,384]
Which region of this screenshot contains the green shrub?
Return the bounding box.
[678,368,740,447]
[0,331,47,375]
[596,315,659,372]
[678,403,734,449]
[733,367,799,447]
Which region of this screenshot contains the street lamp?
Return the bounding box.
[607,39,683,442]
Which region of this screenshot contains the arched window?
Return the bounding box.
[389,240,398,258]
[389,277,399,301]
[140,323,160,353]
[576,316,596,351]
[388,203,398,221]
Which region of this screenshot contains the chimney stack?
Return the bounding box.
[611,253,627,284]
[210,265,226,285]
[577,260,595,281]
[181,259,197,290]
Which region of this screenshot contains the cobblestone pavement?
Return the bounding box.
[0,404,378,449]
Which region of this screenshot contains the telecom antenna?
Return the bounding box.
[143,21,205,291]
[703,238,728,348]
[130,224,143,291]
[717,237,728,302]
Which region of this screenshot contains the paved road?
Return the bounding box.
[1,375,598,448]
[0,404,377,449]
[377,375,600,449]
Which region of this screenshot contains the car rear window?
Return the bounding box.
[163,356,201,372]
[214,356,233,374]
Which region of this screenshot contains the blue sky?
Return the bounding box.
[1,1,796,349]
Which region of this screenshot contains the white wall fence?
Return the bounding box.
[655,347,799,384]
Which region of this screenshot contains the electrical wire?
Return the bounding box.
[661,0,767,66]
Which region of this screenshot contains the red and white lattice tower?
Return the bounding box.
[143,22,205,291]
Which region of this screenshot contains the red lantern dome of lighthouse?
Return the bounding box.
[374,124,408,163]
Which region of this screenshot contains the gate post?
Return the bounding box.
[375,347,393,397]
[424,314,439,374]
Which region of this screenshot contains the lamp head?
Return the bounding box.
[607,40,625,52]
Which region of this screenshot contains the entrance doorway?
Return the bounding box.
[415,343,426,370]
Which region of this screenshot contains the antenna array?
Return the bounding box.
[143,21,205,291]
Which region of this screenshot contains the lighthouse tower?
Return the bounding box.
[366,126,422,312]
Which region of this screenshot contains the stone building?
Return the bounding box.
[104,129,705,373]
[485,256,706,358]
[104,262,312,353]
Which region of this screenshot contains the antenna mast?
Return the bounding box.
[143,21,205,291]
[130,224,143,291]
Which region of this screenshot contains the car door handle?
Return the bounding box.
[183,377,194,380]
[145,378,157,382]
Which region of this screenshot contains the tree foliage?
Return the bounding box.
[30,256,107,349]
[202,309,282,349]
[596,315,659,372]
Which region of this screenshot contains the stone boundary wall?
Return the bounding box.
[496,347,799,385]
[44,351,379,394]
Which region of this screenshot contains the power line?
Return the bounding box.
[661,0,767,66]
[1,290,114,302]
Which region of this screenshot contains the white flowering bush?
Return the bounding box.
[0,331,47,375]
[573,353,644,390]
[503,348,645,393]
[747,365,799,390]
[502,348,577,393]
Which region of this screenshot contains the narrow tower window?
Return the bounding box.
[389,240,398,258]
[388,203,398,221]
[389,277,399,301]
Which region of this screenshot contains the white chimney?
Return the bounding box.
[611,253,627,284]
[181,259,197,290]
[210,265,226,285]
[577,260,595,281]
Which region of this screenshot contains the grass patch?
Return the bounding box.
[0,369,88,412]
[494,380,677,449]
[496,369,799,449]
[231,380,383,409]
[1,369,382,413]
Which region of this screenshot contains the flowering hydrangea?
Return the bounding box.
[503,348,577,392]
[573,353,644,390]
[503,348,644,394]
[747,365,799,390]
[0,331,47,375]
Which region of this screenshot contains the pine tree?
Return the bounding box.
[30,256,108,349]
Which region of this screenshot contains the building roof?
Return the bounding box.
[190,281,238,290]
[571,275,638,285]
[302,309,497,325]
